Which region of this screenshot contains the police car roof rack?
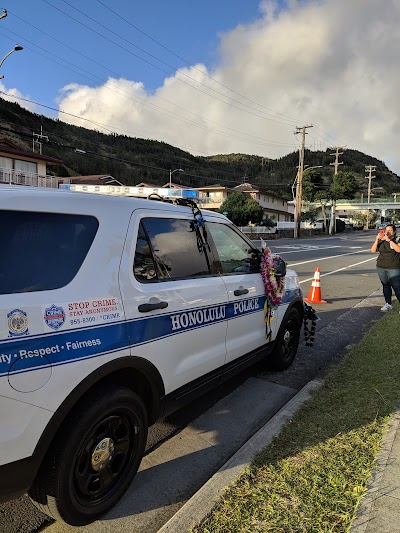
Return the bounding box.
[146,193,199,210]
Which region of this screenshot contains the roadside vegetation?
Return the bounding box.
[192,308,400,533]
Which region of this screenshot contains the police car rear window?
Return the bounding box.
[139,217,211,280]
[0,210,99,294]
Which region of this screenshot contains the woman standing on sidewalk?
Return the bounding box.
[371,224,400,311]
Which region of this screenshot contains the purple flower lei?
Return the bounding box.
[261,251,285,308]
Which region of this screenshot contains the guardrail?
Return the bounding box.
[239,222,323,233]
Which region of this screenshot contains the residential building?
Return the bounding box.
[233,183,292,222]
[0,138,66,188]
[196,182,292,222]
[196,184,234,210]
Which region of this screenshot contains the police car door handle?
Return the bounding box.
[138,301,168,313]
[234,288,249,296]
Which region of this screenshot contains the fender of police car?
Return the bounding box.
[0,355,165,503]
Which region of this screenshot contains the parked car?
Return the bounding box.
[0,186,303,525]
[375,222,387,230]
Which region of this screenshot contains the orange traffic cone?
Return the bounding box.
[304,267,327,304]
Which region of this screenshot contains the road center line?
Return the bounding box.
[275,246,342,254]
[290,249,370,267]
[299,257,376,284]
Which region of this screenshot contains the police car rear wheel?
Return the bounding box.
[269,308,301,370]
[29,385,148,526]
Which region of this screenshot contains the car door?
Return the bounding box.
[206,221,282,364]
[119,210,228,396]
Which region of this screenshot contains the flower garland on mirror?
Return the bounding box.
[261,248,286,308]
[261,248,286,341]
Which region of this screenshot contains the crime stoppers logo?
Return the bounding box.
[44,304,65,330]
[7,309,29,337]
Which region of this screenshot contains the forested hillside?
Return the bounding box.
[1,97,399,198]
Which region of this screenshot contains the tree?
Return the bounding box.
[329,171,359,200]
[219,192,263,226]
[301,206,319,225]
[303,170,359,232]
[351,212,368,229]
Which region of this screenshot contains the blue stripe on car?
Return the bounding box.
[0,289,301,377]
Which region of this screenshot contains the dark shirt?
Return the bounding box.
[376,239,400,269]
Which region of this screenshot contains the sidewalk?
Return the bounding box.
[351,409,400,532]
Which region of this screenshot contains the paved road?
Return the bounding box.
[0,231,383,533]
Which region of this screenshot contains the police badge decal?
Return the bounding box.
[44,304,66,330]
[7,308,29,337]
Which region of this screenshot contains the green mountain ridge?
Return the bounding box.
[1,97,399,198]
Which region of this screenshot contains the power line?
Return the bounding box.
[6,5,343,160]
[0,117,293,185]
[0,118,267,181]
[40,0,299,127]
[0,122,293,190]
[1,23,296,149]
[313,125,347,146]
[0,90,265,159]
[94,0,304,126]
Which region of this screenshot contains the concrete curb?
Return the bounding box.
[350,409,400,532]
[158,379,322,533]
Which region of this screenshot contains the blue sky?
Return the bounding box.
[0,0,268,109]
[1,1,400,175]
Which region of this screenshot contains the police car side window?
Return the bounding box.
[206,222,260,274]
[0,210,98,295]
[141,217,211,280]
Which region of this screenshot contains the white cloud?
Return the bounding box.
[56,0,400,173]
[0,83,38,112]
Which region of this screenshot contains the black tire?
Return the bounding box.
[28,385,148,526]
[269,308,301,370]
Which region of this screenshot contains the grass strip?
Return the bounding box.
[192,310,400,533]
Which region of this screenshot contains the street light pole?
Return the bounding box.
[169,168,184,187]
[0,45,23,79]
[292,165,323,202]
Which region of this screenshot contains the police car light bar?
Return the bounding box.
[59,184,198,199]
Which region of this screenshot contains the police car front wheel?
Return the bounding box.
[28,385,148,526]
[269,308,301,370]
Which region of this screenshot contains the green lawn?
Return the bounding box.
[192,309,399,533]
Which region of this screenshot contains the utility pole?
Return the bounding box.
[32,126,49,154]
[365,165,376,229]
[294,125,313,238]
[328,146,345,235]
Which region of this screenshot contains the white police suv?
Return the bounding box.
[0,185,303,525]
